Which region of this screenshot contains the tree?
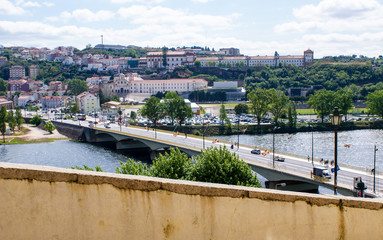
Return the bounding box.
[7,110,16,133]
[30,115,42,126]
[268,89,289,126]
[15,107,24,130]
[334,89,353,121]
[150,148,192,180]
[130,111,137,120]
[175,97,194,125]
[0,78,8,94]
[163,92,179,125]
[367,90,383,117]
[44,121,56,133]
[287,101,297,129]
[111,95,120,102]
[67,79,88,96]
[190,146,262,187]
[0,106,7,143]
[234,103,249,115]
[162,46,168,68]
[308,89,335,123]
[70,102,80,115]
[139,96,164,127]
[248,88,270,127]
[194,60,201,68]
[115,159,150,176]
[219,104,228,125]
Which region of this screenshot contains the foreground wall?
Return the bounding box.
[0,162,382,240]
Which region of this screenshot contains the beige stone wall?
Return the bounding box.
[0,162,382,240]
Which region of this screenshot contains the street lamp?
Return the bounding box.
[272,126,280,168]
[330,107,341,195]
[237,114,240,151]
[373,144,378,193]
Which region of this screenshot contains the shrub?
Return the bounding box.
[30,115,42,126]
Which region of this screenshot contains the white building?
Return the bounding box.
[146,51,196,69]
[77,92,100,114]
[197,49,314,68]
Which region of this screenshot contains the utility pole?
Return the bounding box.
[237,114,239,150]
[374,144,378,193]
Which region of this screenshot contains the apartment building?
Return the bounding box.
[77,92,100,114]
[9,65,26,80]
[29,65,39,79]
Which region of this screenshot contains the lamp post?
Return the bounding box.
[202,117,205,150]
[373,144,378,193]
[237,114,240,151]
[330,107,341,195]
[272,126,280,168]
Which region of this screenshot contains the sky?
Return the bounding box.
[1,0,383,58]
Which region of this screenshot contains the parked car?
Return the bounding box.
[104,123,111,129]
[251,149,261,155]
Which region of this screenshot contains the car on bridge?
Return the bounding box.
[104,123,111,129]
[274,156,285,162]
[251,149,261,155]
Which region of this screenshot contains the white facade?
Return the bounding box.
[147,51,196,68]
[77,93,100,114]
[18,95,34,107]
[197,49,314,68]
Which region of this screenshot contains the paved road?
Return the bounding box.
[48,113,383,197]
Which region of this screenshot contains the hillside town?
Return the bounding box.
[0,44,313,115]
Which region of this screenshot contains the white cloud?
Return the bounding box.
[0,0,25,15]
[21,1,41,7]
[191,0,213,3]
[117,5,234,29]
[111,0,165,4]
[60,9,115,23]
[42,2,54,7]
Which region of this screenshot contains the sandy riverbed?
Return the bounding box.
[3,124,68,141]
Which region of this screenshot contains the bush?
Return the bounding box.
[30,115,42,126]
[44,121,56,133]
[150,148,192,180]
[115,159,150,176]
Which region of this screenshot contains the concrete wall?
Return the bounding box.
[0,162,382,240]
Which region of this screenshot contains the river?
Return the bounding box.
[0,140,149,173]
[214,129,383,172]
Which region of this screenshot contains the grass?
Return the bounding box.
[0,137,68,145]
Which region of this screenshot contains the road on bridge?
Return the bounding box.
[54,116,383,197]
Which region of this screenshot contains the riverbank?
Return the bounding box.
[0,124,68,145]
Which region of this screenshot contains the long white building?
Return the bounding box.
[197,49,314,67]
[102,73,207,96]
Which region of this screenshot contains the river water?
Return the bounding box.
[0,141,148,173]
[214,129,383,172]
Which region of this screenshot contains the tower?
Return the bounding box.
[304,49,314,66]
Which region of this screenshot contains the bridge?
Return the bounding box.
[52,119,382,197]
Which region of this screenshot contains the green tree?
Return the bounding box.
[334,89,353,121]
[163,92,179,125]
[234,103,249,115]
[0,78,8,94]
[70,102,80,115]
[130,111,137,120]
[367,90,383,117]
[0,106,7,142]
[115,159,150,175]
[7,110,16,133]
[139,96,164,127]
[287,101,297,129]
[175,97,194,125]
[67,79,88,96]
[162,46,168,68]
[15,107,24,130]
[268,89,289,126]
[190,146,262,187]
[111,95,120,102]
[30,115,42,126]
[150,148,192,180]
[248,88,270,127]
[44,121,56,133]
[219,104,228,125]
[194,60,201,68]
[308,89,335,123]
[71,165,103,172]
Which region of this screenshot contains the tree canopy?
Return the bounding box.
[67,79,88,96]
[367,90,383,118]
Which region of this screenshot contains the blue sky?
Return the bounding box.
[1,0,383,58]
